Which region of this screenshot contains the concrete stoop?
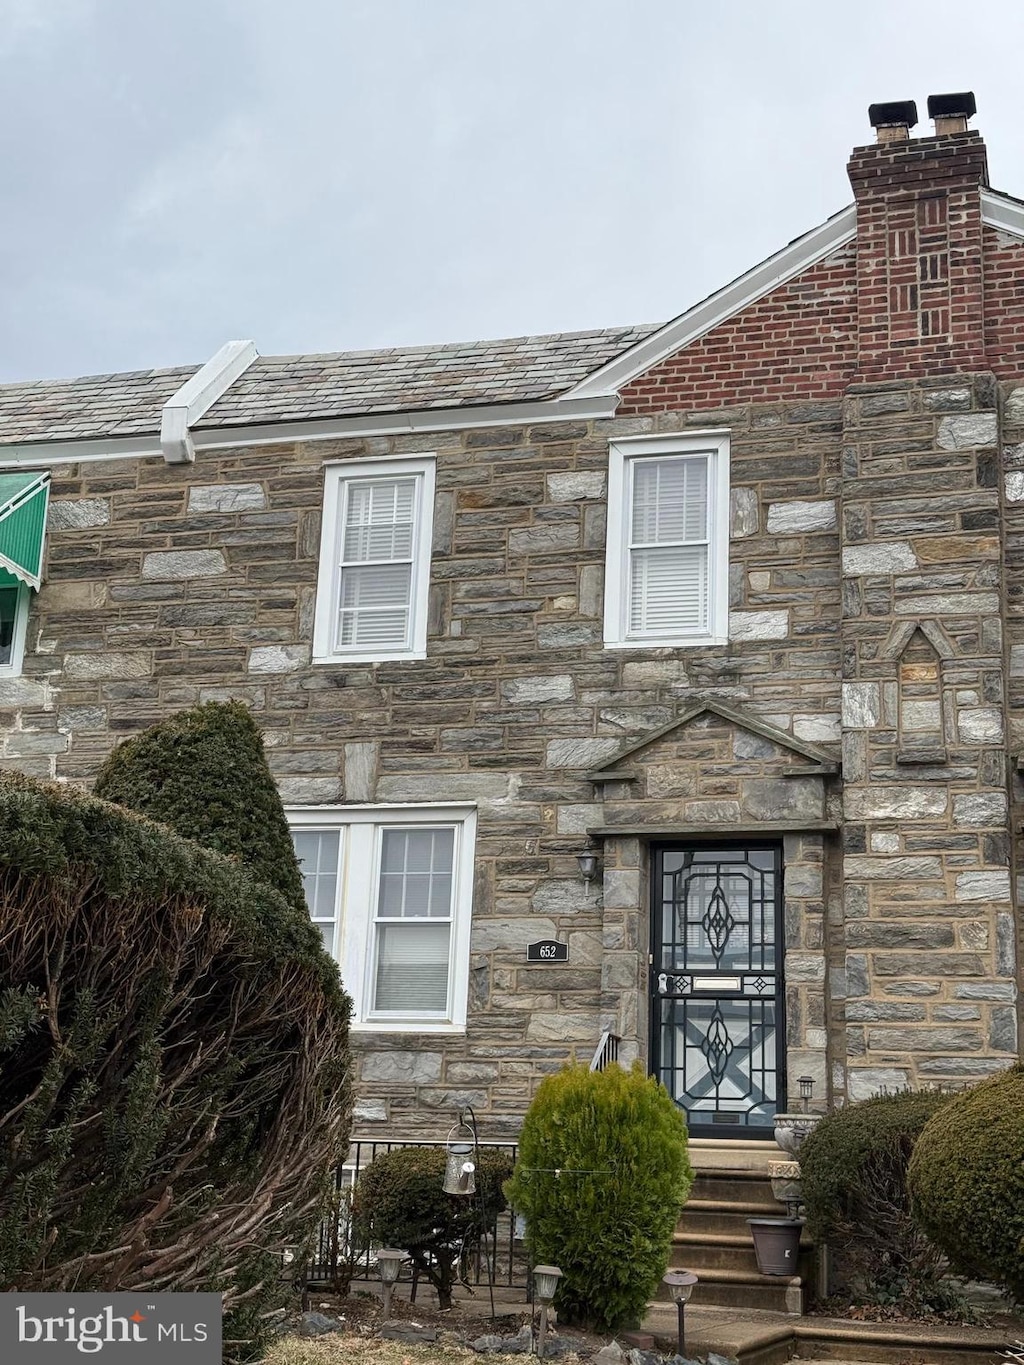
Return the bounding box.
[669,1141,809,1315]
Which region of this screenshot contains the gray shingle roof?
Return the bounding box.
[0,326,656,447]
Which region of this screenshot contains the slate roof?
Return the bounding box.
[0,326,656,447]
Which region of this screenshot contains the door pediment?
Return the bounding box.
[586,698,838,832]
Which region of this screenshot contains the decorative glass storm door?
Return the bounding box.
[651,845,784,1136]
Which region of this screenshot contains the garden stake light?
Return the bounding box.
[662,1269,698,1357]
[532,1264,562,1358]
[798,1076,814,1114]
[376,1248,407,1320]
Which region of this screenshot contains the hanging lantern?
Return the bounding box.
[442,1117,476,1195]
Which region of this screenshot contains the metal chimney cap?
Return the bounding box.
[868,99,919,129]
[927,92,977,120]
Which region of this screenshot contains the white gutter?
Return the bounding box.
[159,339,258,464]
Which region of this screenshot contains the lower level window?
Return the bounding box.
[0,577,28,676]
[288,804,476,1032]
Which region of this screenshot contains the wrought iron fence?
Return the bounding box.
[304,1138,528,1292]
[589,1030,621,1071]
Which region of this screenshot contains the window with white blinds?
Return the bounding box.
[605,433,730,648]
[313,457,436,663]
[288,804,476,1032]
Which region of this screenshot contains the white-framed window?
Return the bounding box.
[287,803,477,1033]
[0,578,29,677]
[312,456,436,664]
[604,432,730,648]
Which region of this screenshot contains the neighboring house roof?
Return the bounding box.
[0,326,654,448]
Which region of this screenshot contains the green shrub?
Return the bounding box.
[908,1065,1024,1302]
[503,1062,691,1332]
[93,700,307,917]
[353,1146,513,1309]
[0,770,352,1360]
[799,1089,954,1312]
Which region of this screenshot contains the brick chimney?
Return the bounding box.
[848,92,988,377]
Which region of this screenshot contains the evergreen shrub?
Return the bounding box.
[0,770,352,1359]
[799,1089,953,1311]
[93,700,308,916]
[503,1062,691,1331]
[353,1146,513,1309]
[908,1065,1024,1302]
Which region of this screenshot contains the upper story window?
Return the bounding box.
[288,803,476,1033]
[312,456,436,664]
[0,577,28,677]
[604,432,730,648]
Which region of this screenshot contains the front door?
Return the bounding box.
[650,843,784,1137]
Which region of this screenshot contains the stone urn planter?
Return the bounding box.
[747,1217,805,1276]
[772,1112,823,1155]
[767,1158,803,1214]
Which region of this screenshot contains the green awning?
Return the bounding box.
[0,471,50,590]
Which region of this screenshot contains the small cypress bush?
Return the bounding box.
[908,1065,1024,1303]
[354,1146,513,1310]
[93,700,307,917]
[0,770,352,1361]
[799,1089,953,1312]
[504,1062,691,1332]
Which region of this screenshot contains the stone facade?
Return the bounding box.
[1,108,1023,1139]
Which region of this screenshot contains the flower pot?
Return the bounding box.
[747,1217,804,1276]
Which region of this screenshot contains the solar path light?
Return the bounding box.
[532,1264,562,1358]
[376,1247,407,1320]
[662,1269,698,1357]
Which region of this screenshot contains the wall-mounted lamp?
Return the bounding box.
[797,1076,814,1114]
[532,1264,563,1357]
[576,852,599,886]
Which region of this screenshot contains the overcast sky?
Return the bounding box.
[3,0,1024,383]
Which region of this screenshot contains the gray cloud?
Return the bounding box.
[2,0,1023,381]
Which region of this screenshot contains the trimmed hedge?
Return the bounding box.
[799,1089,952,1309]
[909,1066,1024,1302]
[93,700,308,917]
[504,1062,692,1332]
[0,770,352,1359]
[354,1146,513,1310]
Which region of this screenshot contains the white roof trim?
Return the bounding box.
[0,394,617,468]
[187,393,618,450]
[159,339,258,464]
[981,188,1024,240]
[564,206,858,400]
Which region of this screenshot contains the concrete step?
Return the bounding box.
[653,1265,804,1314]
[690,1171,778,1205]
[688,1137,780,1174]
[671,1229,812,1276]
[681,1197,784,1235]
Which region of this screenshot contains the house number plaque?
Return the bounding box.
[526,940,568,962]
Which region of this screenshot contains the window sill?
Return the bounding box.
[351,1019,467,1035]
[602,635,728,650]
[312,650,428,666]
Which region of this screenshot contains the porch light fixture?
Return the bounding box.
[576,852,599,886]
[375,1247,407,1320]
[662,1269,698,1357]
[532,1264,562,1357]
[797,1076,814,1114]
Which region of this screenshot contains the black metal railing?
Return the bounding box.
[304,1138,528,1292]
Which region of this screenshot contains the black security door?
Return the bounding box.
[650,844,784,1137]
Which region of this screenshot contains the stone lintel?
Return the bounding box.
[587,821,839,839]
